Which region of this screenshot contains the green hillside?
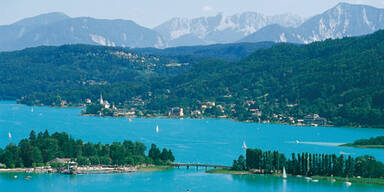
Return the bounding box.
[0,44,195,100]
[17,30,384,127]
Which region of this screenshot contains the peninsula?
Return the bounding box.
[207,148,384,185]
[0,130,175,174]
[340,136,384,149]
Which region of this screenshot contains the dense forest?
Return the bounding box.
[231,148,384,178]
[0,42,273,100]
[0,44,201,100]
[0,130,175,168]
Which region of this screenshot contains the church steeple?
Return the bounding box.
[100,93,104,105]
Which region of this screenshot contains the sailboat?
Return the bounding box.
[31,108,34,113]
[156,125,159,133]
[282,167,287,179]
[242,140,247,149]
[8,131,12,140]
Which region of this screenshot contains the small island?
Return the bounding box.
[0,130,175,174]
[207,148,384,185]
[340,136,384,149]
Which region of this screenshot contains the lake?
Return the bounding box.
[0,101,383,192]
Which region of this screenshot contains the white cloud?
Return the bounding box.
[202,6,213,12]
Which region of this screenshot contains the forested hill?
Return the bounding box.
[19,30,384,127]
[153,30,384,127]
[0,42,274,100]
[0,44,199,100]
[132,42,275,61]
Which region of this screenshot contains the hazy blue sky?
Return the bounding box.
[1,0,384,28]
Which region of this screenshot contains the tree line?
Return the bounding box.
[232,148,384,178]
[0,130,175,168]
[349,136,384,146]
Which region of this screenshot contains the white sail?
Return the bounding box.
[242,141,247,149]
[283,167,287,179]
[31,108,34,112]
[8,132,12,139]
[156,125,159,133]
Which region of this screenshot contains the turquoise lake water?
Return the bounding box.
[0,101,383,191]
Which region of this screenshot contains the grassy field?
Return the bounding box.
[340,144,384,149]
[206,168,253,175]
[311,176,384,185]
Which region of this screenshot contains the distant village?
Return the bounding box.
[81,94,327,127]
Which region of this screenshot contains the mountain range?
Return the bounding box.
[0,3,383,51]
[154,12,303,47]
[240,3,384,43]
[0,12,165,51]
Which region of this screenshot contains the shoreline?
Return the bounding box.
[2,166,383,186]
[0,168,28,173]
[80,113,334,128]
[11,100,330,128]
[311,175,384,185]
[0,165,171,175]
[75,113,384,129]
[339,144,384,149]
[137,166,173,172]
[4,100,381,129]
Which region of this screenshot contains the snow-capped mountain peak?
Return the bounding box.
[239,3,384,44]
[154,12,304,47]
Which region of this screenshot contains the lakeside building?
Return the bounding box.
[114,109,136,117]
[303,114,327,126]
[49,157,76,165]
[169,107,184,117]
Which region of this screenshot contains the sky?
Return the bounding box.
[1,0,384,28]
